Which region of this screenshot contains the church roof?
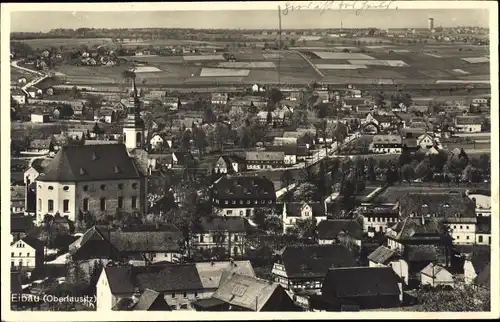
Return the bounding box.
[37,144,142,182]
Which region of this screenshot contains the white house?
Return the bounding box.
[282,202,327,234]
[149,134,165,150]
[463,252,490,285]
[370,135,402,154]
[31,113,50,124]
[447,217,477,245]
[420,263,454,288]
[417,133,435,149]
[164,97,179,110]
[368,245,409,285]
[11,89,27,105]
[26,86,43,99]
[211,93,229,105]
[454,116,482,133]
[10,237,44,276]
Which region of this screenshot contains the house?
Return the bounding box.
[360,208,400,233]
[211,176,276,217]
[416,133,435,149]
[17,77,28,84]
[463,250,490,285]
[98,261,254,311]
[144,90,166,101]
[420,263,454,287]
[211,93,229,105]
[32,144,146,223]
[315,90,329,103]
[31,113,50,123]
[69,225,184,267]
[282,202,327,234]
[94,109,116,124]
[11,186,26,214]
[454,116,482,133]
[317,267,402,311]
[113,289,172,311]
[26,86,42,98]
[367,246,409,285]
[364,113,394,129]
[193,274,299,311]
[172,151,194,168]
[11,88,27,105]
[245,151,284,170]
[149,134,165,150]
[472,262,490,290]
[445,217,477,245]
[315,220,363,246]
[213,155,246,174]
[271,244,356,293]
[23,139,52,156]
[10,237,45,276]
[191,217,250,257]
[385,216,443,253]
[475,216,491,245]
[147,153,173,171]
[257,110,287,126]
[11,215,35,243]
[164,97,180,110]
[369,135,402,154]
[408,105,429,114]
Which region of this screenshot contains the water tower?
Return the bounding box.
[428,17,434,30]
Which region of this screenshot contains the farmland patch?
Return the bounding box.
[120,55,184,64]
[461,57,489,64]
[452,69,470,75]
[425,53,443,58]
[313,52,375,60]
[435,80,490,84]
[315,64,368,70]
[183,55,226,62]
[200,68,250,77]
[299,36,322,41]
[217,62,276,68]
[348,60,409,67]
[132,66,163,73]
[262,53,286,60]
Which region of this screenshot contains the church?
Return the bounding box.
[28,72,148,224]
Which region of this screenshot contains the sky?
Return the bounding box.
[11,9,489,33]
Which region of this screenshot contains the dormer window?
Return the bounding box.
[100,184,106,191]
[443,203,450,208]
[48,186,54,190]
[63,186,69,191]
[422,204,428,207]
[80,168,87,176]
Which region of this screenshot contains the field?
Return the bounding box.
[17,38,113,50]
[36,40,490,86]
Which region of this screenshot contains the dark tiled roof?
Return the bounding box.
[192,217,249,234]
[278,244,356,278]
[134,264,204,292]
[476,216,491,234]
[172,151,194,164]
[20,236,45,250]
[11,272,22,293]
[316,220,363,240]
[398,193,476,219]
[367,246,400,265]
[389,217,441,241]
[474,262,490,289]
[38,144,141,182]
[404,245,438,262]
[212,176,276,200]
[109,230,183,252]
[321,267,400,298]
[469,251,490,273]
[196,261,255,289]
[104,266,136,294]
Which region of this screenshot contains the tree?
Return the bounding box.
[87,95,102,112]
[180,129,192,152]
[401,164,415,182]
[293,182,320,202]
[202,105,216,123]
[58,104,74,119]
[266,88,284,107]
[415,284,490,312]
[193,127,208,155]
[415,159,431,180]
[314,103,330,119]
[92,122,103,135]
[367,157,377,181]
[71,86,81,99]
[266,110,273,125]
[286,217,317,239]
[280,170,295,192]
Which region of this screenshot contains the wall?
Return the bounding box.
[10,240,37,270]
[163,290,211,310]
[193,232,247,256]
[475,233,491,245]
[96,270,114,311]
[36,181,77,223]
[463,260,477,284]
[455,124,481,133]
[363,216,398,233]
[449,223,476,244]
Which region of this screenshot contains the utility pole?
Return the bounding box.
[278,5,282,86]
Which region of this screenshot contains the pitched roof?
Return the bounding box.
[212,176,276,200]
[11,215,35,233]
[195,260,255,289]
[212,274,282,311]
[134,264,204,292]
[104,266,137,294]
[245,151,284,161]
[367,246,400,265]
[388,217,441,241]
[373,135,402,145]
[284,202,325,218]
[37,144,141,182]
[109,230,183,252]
[420,263,450,278]
[455,116,482,125]
[192,217,249,234]
[474,262,490,289]
[278,244,356,278]
[321,267,401,298]
[316,219,363,240]
[469,251,490,273]
[398,193,476,219]
[132,289,171,311]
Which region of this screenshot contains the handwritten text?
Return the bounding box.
[282,1,398,16]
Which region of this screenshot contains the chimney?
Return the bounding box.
[421,214,425,225]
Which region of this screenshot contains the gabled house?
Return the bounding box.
[368,245,409,285]
[385,216,443,253]
[417,133,435,149]
[26,86,42,99]
[11,88,27,105]
[360,207,400,233]
[315,220,363,246]
[463,250,490,285]
[11,215,35,242]
[245,151,284,169]
[454,116,482,133]
[213,155,246,174]
[271,244,356,293]
[211,93,229,105]
[10,236,45,276]
[172,151,194,168]
[317,267,403,311]
[282,202,327,234]
[190,217,250,257]
[420,263,454,287]
[23,139,52,156]
[369,135,402,154]
[193,274,299,311]
[211,176,276,217]
[113,289,172,311]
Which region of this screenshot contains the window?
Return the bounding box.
[488,237,491,245]
[100,198,106,211]
[38,198,41,211]
[200,235,204,243]
[63,186,69,191]
[172,293,176,298]
[195,292,199,298]
[118,197,123,209]
[131,196,137,208]
[100,184,106,191]
[227,210,233,215]
[27,253,30,257]
[234,235,238,242]
[183,292,187,298]
[225,201,229,205]
[83,185,89,192]
[479,235,483,243]
[48,186,54,190]
[132,183,138,189]
[48,200,54,212]
[232,201,236,205]
[63,200,70,213]
[466,226,469,230]
[240,211,244,216]
[118,183,124,190]
[83,198,89,212]
[19,253,22,257]
[466,236,469,240]
[460,226,463,229]
[11,252,14,257]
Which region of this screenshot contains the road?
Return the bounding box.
[11,60,49,95]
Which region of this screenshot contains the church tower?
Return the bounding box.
[123,71,146,150]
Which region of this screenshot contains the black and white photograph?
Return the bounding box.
[1,1,498,319]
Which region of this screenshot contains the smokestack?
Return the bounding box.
[428,17,434,30]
